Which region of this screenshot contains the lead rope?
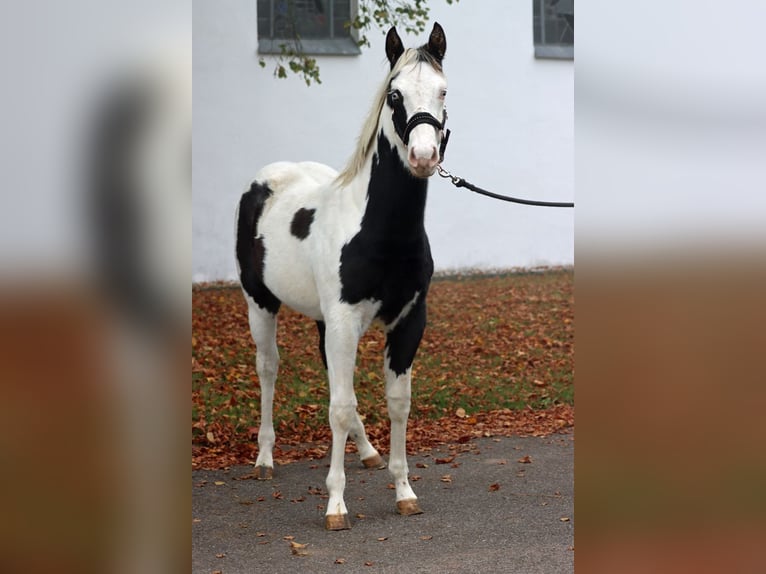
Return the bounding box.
[436,164,574,208]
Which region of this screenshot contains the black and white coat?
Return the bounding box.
[236,24,448,530]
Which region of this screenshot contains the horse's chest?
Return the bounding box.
[339,235,433,326]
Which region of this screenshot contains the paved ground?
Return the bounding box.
[192,433,574,573]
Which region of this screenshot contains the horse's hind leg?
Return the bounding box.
[384,301,427,516]
[350,412,383,469]
[317,320,382,469]
[247,300,279,479]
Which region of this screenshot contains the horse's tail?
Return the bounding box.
[235,181,280,313]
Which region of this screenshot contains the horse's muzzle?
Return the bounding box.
[408,145,439,177]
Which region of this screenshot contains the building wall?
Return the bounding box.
[193,0,573,281]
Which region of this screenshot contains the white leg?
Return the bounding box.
[385,360,420,513]
[350,411,383,468]
[247,301,279,479]
[323,317,364,530]
[319,319,380,468]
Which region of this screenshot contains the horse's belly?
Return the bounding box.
[262,239,322,320]
[253,160,343,322]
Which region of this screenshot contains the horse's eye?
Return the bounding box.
[440,90,447,99]
[388,90,402,105]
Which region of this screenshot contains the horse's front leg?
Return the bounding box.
[385,300,427,516]
[322,313,364,530]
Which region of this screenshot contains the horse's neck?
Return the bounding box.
[353,133,428,243]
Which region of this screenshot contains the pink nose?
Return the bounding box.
[408,146,439,171]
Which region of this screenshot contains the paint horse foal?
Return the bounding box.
[236,24,448,530]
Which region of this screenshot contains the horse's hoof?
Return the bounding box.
[325,513,352,531]
[257,465,273,480]
[396,499,423,516]
[362,453,385,469]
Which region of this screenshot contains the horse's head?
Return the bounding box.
[381,23,448,179]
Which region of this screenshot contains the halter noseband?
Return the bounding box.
[392,106,452,163]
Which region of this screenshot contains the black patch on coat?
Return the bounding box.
[386,298,427,377]
[290,207,316,240]
[316,320,328,369]
[236,181,281,315]
[339,132,434,376]
[387,88,408,145]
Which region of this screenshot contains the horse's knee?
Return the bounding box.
[255,350,278,382]
[329,402,357,431]
[387,394,411,423]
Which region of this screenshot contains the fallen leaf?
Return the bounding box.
[560,516,570,522]
[256,532,267,537]
[192,518,201,524]
[365,561,374,566]
[440,474,452,483]
[334,558,346,564]
[215,553,225,558]
[283,535,295,541]
[415,462,429,469]
[290,541,309,556]
[489,482,501,492]
[214,481,225,486]
[435,456,454,465]
[192,272,574,471]
[377,537,388,541]
[517,455,532,464]
[355,513,366,519]
[420,535,433,541]
[455,407,466,418]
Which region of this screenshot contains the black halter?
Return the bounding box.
[394,110,451,163]
[389,91,451,162]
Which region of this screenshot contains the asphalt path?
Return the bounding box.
[192,433,574,573]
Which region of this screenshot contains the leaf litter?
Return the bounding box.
[193,270,573,470]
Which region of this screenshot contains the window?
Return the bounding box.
[533,0,574,60]
[257,0,360,56]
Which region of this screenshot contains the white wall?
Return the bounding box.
[193,0,573,281]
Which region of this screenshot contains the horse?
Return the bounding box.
[236,23,448,530]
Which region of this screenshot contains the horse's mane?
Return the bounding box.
[335,47,442,187]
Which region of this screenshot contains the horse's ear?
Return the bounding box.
[426,22,446,63]
[386,27,404,69]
